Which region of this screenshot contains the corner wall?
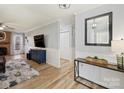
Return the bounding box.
[25,21,60,68]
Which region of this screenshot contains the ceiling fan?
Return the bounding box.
[0,22,15,30]
[59,4,70,9]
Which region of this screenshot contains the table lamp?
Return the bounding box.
[111,39,124,69]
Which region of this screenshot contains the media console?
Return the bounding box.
[29,49,46,64]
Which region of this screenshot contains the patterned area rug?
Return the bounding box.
[0,59,39,89]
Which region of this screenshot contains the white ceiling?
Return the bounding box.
[0,4,102,33]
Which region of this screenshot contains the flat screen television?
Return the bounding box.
[34,34,45,48]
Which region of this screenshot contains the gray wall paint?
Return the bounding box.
[75,5,124,64]
[26,22,59,49]
[25,21,60,68]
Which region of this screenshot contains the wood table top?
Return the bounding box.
[75,58,124,73]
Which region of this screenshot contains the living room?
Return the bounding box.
[0,3,124,92]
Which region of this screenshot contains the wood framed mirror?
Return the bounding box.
[85,12,112,46]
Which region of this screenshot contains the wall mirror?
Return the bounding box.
[85,12,112,46]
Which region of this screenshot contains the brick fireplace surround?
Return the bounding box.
[0,31,11,55]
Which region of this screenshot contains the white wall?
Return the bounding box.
[75,5,124,64]
[79,62,124,88]
[25,21,60,68]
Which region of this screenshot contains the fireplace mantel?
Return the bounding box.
[0,42,10,44]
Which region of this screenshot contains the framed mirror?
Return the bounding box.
[85,12,112,46]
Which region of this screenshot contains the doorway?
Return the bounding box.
[60,31,70,60]
[60,25,75,67]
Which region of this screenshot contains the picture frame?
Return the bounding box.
[85,12,112,46]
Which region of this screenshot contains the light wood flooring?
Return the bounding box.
[5,55,89,89]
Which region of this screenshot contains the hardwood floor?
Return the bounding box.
[5,55,89,89]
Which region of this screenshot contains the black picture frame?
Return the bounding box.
[85,12,113,46]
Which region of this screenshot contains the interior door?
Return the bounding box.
[60,31,71,60]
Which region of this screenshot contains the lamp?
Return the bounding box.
[111,39,124,69]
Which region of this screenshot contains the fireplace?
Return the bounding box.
[0,47,7,56]
[0,31,11,55]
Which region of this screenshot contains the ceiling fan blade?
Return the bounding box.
[0,22,16,30]
[5,25,15,30]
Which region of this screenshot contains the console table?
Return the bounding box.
[74,58,124,89]
[29,49,46,64]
